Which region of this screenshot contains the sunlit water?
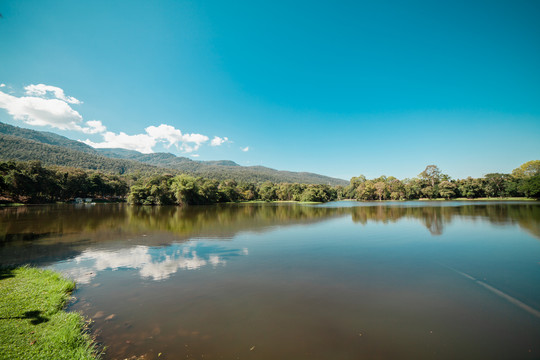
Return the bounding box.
[1,201,540,359]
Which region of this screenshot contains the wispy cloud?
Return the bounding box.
[241,146,249,152]
[0,83,230,154]
[24,84,82,104]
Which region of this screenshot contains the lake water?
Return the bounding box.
[1,201,540,359]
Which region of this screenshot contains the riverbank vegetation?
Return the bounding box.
[342,161,540,201]
[0,267,98,360]
[1,160,539,205]
[0,161,128,203]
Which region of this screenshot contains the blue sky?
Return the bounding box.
[0,0,539,180]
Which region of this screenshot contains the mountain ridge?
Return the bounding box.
[0,121,348,185]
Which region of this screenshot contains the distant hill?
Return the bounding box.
[0,122,348,185]
[98,148,347,184]
[0,122,98,154]
[96,148,240,167]
[0,133,165,175]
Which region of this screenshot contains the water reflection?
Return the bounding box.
[64,243,247,283]
[1,202,540,359]
[1,202,540,269]
[1,202,538,245]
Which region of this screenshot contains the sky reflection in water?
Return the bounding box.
[60,242,248,284]
[1,202,540,360]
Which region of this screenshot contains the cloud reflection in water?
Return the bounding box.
[63,242,247,283]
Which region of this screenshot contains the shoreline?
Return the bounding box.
[1,197,538,207]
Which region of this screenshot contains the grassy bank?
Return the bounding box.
[0,267,98,360]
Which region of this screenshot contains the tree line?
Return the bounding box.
[341,161,540,201]
[128,175,338,205]
[0,161,128,203]
[1,160,539,204]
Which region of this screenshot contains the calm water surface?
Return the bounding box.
[1,201,540,359]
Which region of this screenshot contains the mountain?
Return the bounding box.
[0,133,164,175]
[95,148,240,167]
[0,122,348,185]
[0,122,98,154]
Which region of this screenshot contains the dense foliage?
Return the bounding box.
[1,159,539,205]
[128,175,338,205]
[342,162,540,201]
[0,161,128,203]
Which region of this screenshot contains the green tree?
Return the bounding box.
[438,181,457,199]
[512,160,540,179]
[374,181,387,201]
[258,181,277,201]
[419,165,443,188]
[484,173,511,198]
[170,174,199,205]
[518,175,540,199]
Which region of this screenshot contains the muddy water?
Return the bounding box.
[1,202,540,359]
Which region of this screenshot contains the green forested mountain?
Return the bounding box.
[0,122,98,154]
[96,148,239,166]
[0,122,348,185]
[96,148,346,184]
[0,134,166,175]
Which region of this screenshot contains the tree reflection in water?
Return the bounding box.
[1,202,539,245]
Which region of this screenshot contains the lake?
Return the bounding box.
[1,201,540,359]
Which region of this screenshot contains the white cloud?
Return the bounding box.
[0,84,5,88]
[24,84,81,104]
[1,83,229,154]
[0,90,85,131]
[83,131,156,153]
[85,124,211,154]
[82,120,107,134]
[145,124,184,147]
[177,133,209,153]
[241,146,250,152]
[211,136,229,146]
[145,124,209,153]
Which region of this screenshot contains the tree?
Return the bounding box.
[170,174,198,205]
[484,173,511,198]
[388,178,405,200]
[374,181,387,201]
[355,180,375,201]
[403,178,422,200]
[457,177,484,199]
[518,174,540,199]
[512,160,540,179]
[258,181,277,201]
[419,165,443,188]
[438,181,457,199]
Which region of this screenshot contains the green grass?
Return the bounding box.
[0,267,99,360]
